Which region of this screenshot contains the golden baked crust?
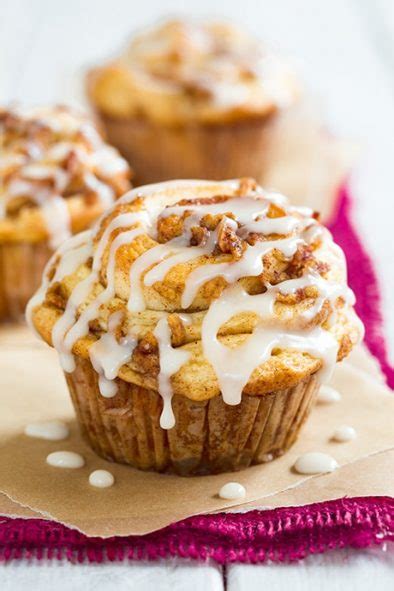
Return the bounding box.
[30,178,363,403]
[87,19,299,125]
[0,105,132,246]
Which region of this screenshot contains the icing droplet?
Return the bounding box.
[24,420,69,441]
[46,451,85,469]
[294,452,338,475]
[89,469,115,488]
[317,385,342,404]
[153,317,190,429]
[332,425,357,442]
[90,310,137,398]
[219,482,246,500]
[98,375,118,398]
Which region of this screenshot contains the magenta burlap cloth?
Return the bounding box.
[0,187,393,563]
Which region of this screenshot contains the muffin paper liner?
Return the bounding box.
[0,241,51,322]
[100,113,278,186]
[66,358,319,475]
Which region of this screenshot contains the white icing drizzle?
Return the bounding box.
[317,385,342,404]
[128,242,180,312]
[202,288,338,405]
[153,317,191,429]
[52,213,145,373]
[91,146,129,177]
[219,482,246,500]
[46,451,85,469]
[26,230,93,334]
[28,180,362,432]
[24,420,69,441]
[41,195,72,249]
[83,171,115,209]
[277,271,355,322]
[238,216,301,236]
[182,235,302,309]
[294,452,338,475]
[161,196,269,223]
[7,172,71,250]
[332,425,357,442]
[90,311,137,397]
[128,211,221,311]
[89,469,115,488]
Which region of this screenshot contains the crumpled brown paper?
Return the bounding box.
[0,326,392,537]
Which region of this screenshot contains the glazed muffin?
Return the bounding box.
[28,178,363,475]
[87,19,299,185]
[0,105,132,321]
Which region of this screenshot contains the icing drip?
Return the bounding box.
[317,385,342,404]
[128,212,221,311]
[89,470,115,488]
[202,284,338,405]
[83,171,114,208]
[200,268,353,405]
[219,482,246,500]
[153,317,190,429]
[294,452,338,474]
[238,216,301,236]
[128,243,180,312]
[89,311,137,397]
[46,451,85,469]
[24,420,69,441]
[332,425,357,442]
[277,271,355,322]
[41,195,72,249]
[182,235,302,308]
[7,172,72,249]
[26,230,93,334]
[161,196,269,223]
[52,213,144,372]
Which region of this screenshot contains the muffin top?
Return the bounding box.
[0,105,132,248]
[88,19,299,125]
[29,178,363,428]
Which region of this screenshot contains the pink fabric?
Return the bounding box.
[328,187,394,387]
[0,497,393,563]
[0,186,393,564]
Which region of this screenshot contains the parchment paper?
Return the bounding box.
[0,326,392,537]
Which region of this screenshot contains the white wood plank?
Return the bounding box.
[227,545,394,591]
[1,560,224,591]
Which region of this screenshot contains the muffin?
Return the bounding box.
[87,19,299,185]
[28,178,363,475]
[0,105,132,321]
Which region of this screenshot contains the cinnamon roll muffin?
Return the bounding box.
[28,178,363,475]
[0,105,132,321]
[87,19,299,185]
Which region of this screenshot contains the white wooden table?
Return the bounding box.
[2,0,394,588]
